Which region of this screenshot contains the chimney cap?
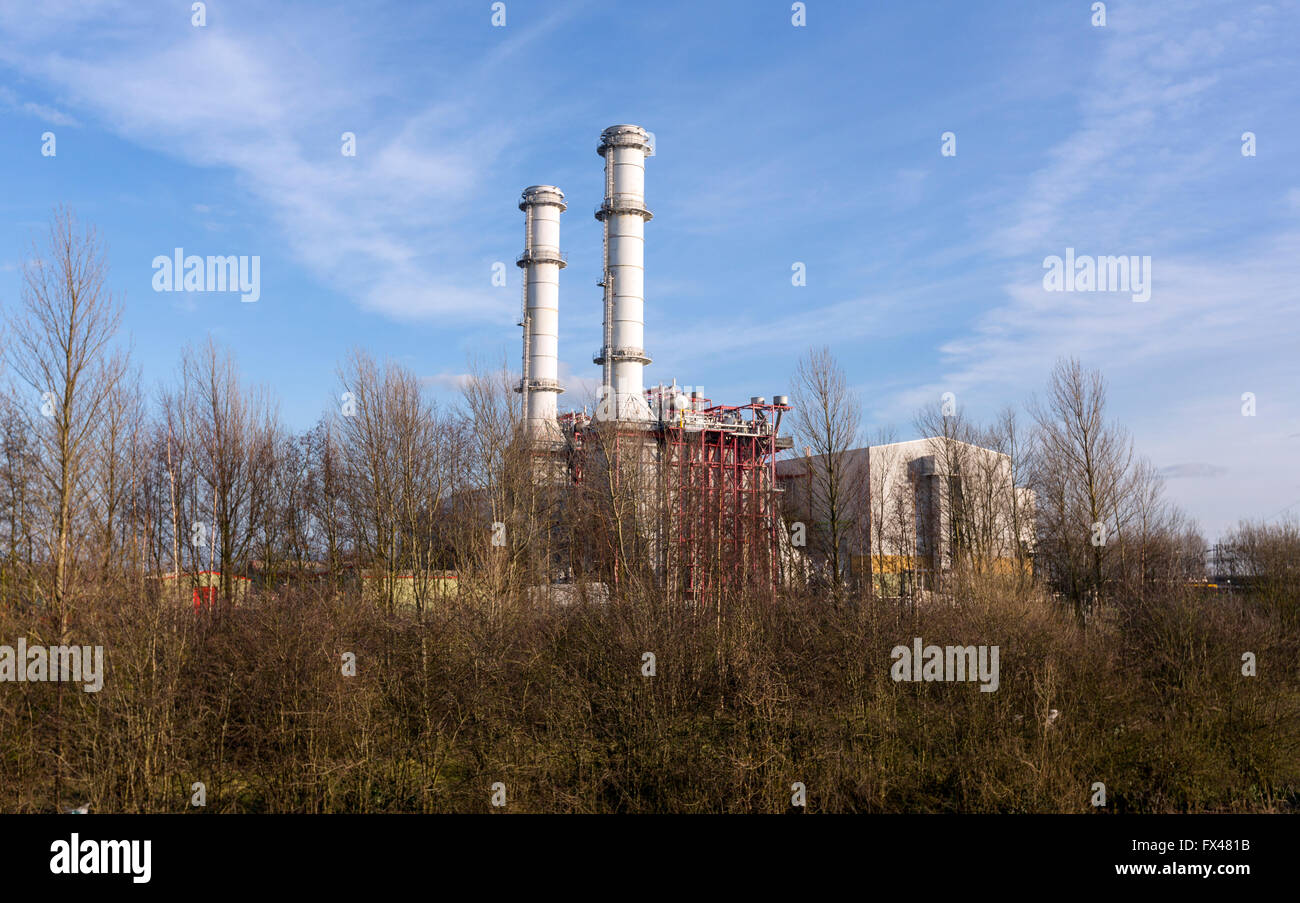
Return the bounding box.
[598,124,653,155]
[520,185,567,210]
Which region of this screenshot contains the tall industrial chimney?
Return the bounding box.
[595,124,654,421]
[516,185,566,444]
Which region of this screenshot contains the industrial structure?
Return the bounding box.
[517,184,568,446]
[776,439,1035,594]
[513,125,793,602]
[508,124,1032,602]
[594,124,654,422]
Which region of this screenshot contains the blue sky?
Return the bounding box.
[1,0,1297,539]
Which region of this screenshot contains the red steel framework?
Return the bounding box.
[661,401,786,603]
[560,394,790,603]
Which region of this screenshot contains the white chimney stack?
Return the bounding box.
[595,124,654,421]
[516,185,566,443]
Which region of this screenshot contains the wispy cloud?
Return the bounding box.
[0,4,580,324]
[1160,462,1228,480]
[422,371,472,394]
[0,85,80,126]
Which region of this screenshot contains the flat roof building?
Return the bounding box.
[776,438,1034,594]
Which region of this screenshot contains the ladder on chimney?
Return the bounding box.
[520,204,532,420]
[599,154,615,402]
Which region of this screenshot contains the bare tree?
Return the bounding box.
[789,346,863,597]
[987,405,1034,582]
[1218,516,1299,603]
[5,208,126,627]
[0,388,40,587]
[914,400,978,588]
[865,425,899,600]
[886,465,920,607]
[304,416,347,578]
[90,366,144,580]
[1029,358,1134,619]
[155,386,193,602]
[337,348,451,614]
[1122,456,1200,588]
[182,338,274,605]
[910,400,1036,593]
[247,415,289,589]
[457,355,557,608]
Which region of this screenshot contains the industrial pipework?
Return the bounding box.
[594,124,654,421]
[515,185,567,444]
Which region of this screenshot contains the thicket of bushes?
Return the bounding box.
[2,576,1294,813]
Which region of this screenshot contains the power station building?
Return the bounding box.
[776,439,1035,593]
[513,125,793,602]
[510,124,1029,601]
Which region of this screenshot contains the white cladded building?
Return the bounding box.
[775,438,1035,592]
